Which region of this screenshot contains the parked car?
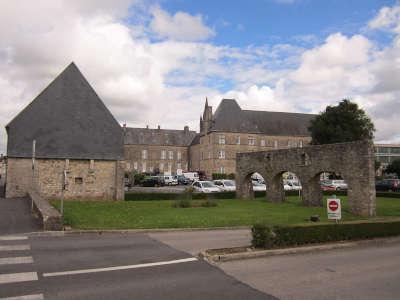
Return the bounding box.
[192,181,222,193]
[164,175,178,186]
[284,180,302,191]
[252,181,266,191]
[142,177,158,187]
[213,179,236,191]
[376,179,400,192]
[320,179,348,191]
[177,175,191,185]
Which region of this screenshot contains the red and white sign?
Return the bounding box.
[327,198,341,220]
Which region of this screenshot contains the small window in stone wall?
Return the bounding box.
[75,177,83,184]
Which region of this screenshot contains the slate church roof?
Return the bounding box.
[6,62,124,160]
[210,99,315,136]
[124,127,197,146]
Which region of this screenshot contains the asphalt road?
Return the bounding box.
[218,238,400,300]
[0,198,41,235]
[0,233,275,300]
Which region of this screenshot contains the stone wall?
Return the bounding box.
[236,140,376,217]
[6,158,124,200]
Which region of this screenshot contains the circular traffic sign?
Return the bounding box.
[328,200,339,211]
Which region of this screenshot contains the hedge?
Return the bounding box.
[251,220,400,249]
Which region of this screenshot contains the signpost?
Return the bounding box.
[327,196,341,222]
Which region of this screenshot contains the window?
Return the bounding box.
[177,151,182,160]
[274,140,278,148]
[161,150,166,160]
[236,136,241,145]
[142,162,146,172]
[149,165,154,172]
[218,150,225,159]
[133,162,138,170]
[89,159,95,170]
[201,152,204,160]
[126,162,131,170]
[248,137,256,146]
[208,151,211,159]
[74,177,83,184]
[260,139,266,147]
[177,163,181,170]
[299,140,303,148]
[142,149,148,159]
[219,166,225,174]
[159,162,164,171]
[167,162,172,173]
[168,150,173,160]
[219,135,225,144]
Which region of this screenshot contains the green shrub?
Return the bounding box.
[212,173,227,180]
[133,173,145,185]
[251,220,400,249]
[227,173,235,179]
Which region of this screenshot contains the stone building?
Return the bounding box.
[123,126,197,174]
[189,99,314,177]
[124,99,315,178]
[5,63,124,200]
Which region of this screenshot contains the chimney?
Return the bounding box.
[184,126,189,133]
[157,125,161,130]
[146,125,149,129]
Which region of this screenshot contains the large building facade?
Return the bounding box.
[124,99,314,178]
[6,63,125,200]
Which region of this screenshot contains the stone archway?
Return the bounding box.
[236,140,376,217]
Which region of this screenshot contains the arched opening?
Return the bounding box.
[237,171,266,200]
[283,171,302,200]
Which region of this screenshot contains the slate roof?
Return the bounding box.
[6,63,124,160]
[210,99,315,136]
[124,127,197,146]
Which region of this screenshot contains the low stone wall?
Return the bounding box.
[29,190,62,231]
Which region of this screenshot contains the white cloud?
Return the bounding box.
[150,6,215,41]
[369,4,400,33]
[1,0,400,156]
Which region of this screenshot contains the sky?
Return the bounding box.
[1,0,400,154]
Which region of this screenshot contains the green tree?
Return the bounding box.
[386,160,400,178]
[309,99,375,145]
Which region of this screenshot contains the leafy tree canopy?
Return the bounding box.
[386,160,400,178]
[309,99,375,145]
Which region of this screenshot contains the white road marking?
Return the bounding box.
[0,272,38,285]
[0,294,44,300]
[0,236,28,241]
[0,257,34,265]
[43,257,198,277]
[0,245,30,251]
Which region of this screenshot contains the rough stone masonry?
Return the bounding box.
[236,140,376,217]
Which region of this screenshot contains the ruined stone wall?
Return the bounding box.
[6,158,123,200]
[236,140,376,217]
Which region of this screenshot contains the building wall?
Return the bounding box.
[192,132,311,177]
[6,158,123,200]
[124,144,189,174]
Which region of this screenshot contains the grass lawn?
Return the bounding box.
[51,196,400,230]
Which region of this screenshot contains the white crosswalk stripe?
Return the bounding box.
[0,257,34,265]
[0,293,44,300]
[0,272,38,284]
[0,238,44,299]
[0,245,30,251]
[0,236,28,241]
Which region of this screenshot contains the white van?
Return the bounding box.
[183,172,199,182]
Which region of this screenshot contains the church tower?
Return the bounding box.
[200,98,213,135]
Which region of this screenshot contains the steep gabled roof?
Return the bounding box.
[124,127,197,146]
[6,63,124,160]
[210,99,315,136]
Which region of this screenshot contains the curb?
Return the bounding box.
[200,235,400,263]
[25,226,251,237]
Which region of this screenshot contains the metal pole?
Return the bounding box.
[31,140,36,211]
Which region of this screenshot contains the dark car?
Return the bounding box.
[375,179,400,192]
[177,175,190,185]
